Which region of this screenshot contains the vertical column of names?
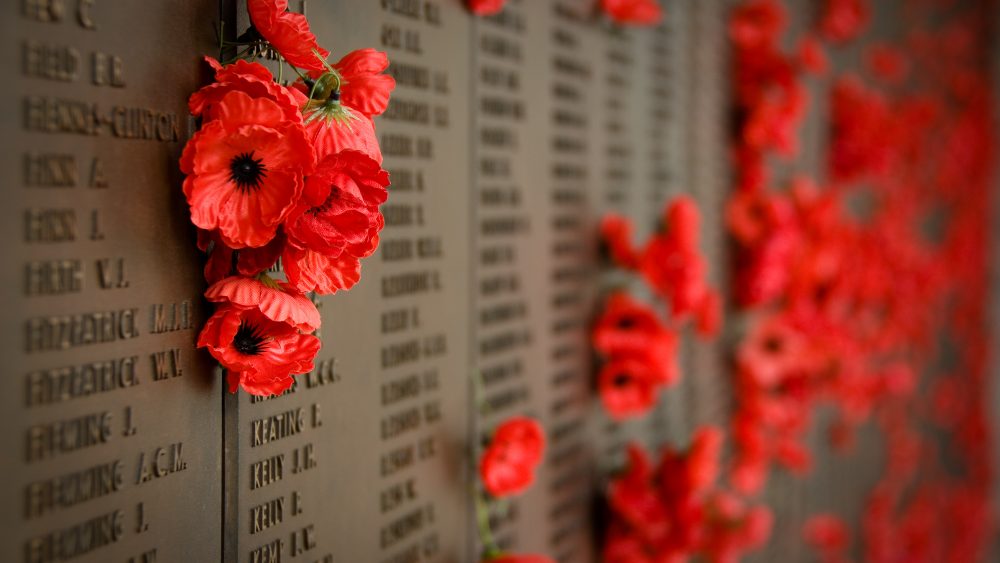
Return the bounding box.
[545,2,598,561]
[688,0,730,429]
[246,2,473,562]
[371,3,471,560]
[645,1,694,447]
[471,0,552,555]
[3,2,221,562]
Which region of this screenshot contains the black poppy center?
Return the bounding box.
[233,321,267,355]
[309,185,342,215]
[613,373,632,388]
[763,336,784,354]
[230,151,267,192]
[617,316,636,330]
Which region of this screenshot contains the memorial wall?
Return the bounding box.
[3,1,998,562]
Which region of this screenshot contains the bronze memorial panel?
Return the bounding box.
[2,1,222,562]
[1,1,737,562]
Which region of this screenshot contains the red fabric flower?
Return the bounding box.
[637,197,712,320]
[598,358,661,421]
[601,0,664,26]
[467,0,505,16]
[248,0,329,72]
[798,36,828,75]
[479,417,545,498]
[601,214,639,269]
[282,246,362,294]
[819,0,869,43]
[198,305,320,396]
[695,290,723,339]
[304,107,382,164]
[593,293,679,384]
[639,238,707,320]
[189,58,306,123]
[285,150,389,260]
[866,44,908,85]
[804,514,850,559]
[729,0,786,50]
[297,49,395,163]
[180,90,314,248]
[332,49,396,119]
[204,275,320,332]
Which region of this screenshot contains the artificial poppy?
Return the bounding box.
[197,229,285,285]
[248,0,330,72]
[601,214,639,269]
[285,150,389,259]
[204,275,321,332]
[819,0,869,43]
[304,105,382,164]
[282,245,362,294]
[694,290,723,339]
[332,49,396,119]
[468,0,505,16]
[729,0,786,50]
[189,58,306,123]
[198,305,321,396]
[798,36,828,75]
[181,90,314,249]
[598,358,661,420]
[593,293,679,384]
[601,0,664,26]
[479,417,545,498]
[638,237,707,320]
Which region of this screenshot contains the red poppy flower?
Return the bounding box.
[468,0,505,16]
[684,426,723,495]
[198,305,320,396]
[639,237,707,320]
[737,315,806,387]
[180,91,314,249]
[804,514,850,554]
[304,107,382,164]
[479,417,545,498]
[726,188,795,247]
[866,44,908,85]
[798,36,828,75]
[695,290,722,339]
[601,0,664,26]
[593,293,679,384]
[729,0,786,50]
[663,195,701,249]
[189,58,306,123]
[204,275,321,332]
[607,445,671,544]
[601,214,639,269]
[819,0,869,43]
[248,0,329,72]
[332,49,396,119]
[282,246,362,295]
[285,150,389,260]
[598,358,661,420]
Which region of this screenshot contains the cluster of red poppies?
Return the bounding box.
[727,0,996,561]
[468,0,664,25]
[604,428,773,562]
[181,0,395,396]
[476,417,553,563]
[595,197,721,420]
